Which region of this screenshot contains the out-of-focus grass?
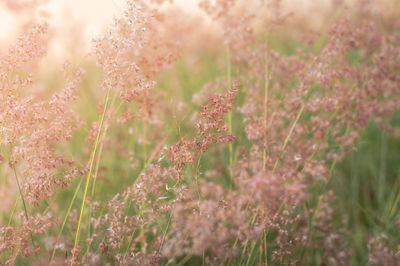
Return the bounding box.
[156,38,400,265]
[5,32,399,265]
[334,112,400,264]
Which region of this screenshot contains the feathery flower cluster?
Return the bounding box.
[1,0,400,265]
[0,25,83,204]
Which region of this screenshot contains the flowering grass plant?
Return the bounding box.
[1,0,400,265]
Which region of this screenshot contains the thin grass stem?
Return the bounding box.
[71,86,111,265]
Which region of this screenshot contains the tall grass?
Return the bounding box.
[1,0,400,265]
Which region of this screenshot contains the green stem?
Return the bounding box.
[49,178,83,265]
[7,194,20,227]
[71,87,111,265]
[226,47,234,190]
[12,167,28,220]
[158,213,172,253]
[272,102,305,172]
[89,131,106,199]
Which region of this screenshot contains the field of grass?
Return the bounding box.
[1,0,400,265]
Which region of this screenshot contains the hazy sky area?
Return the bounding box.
[0,0,383,63]
[0,0,197,54]
[0,0,199,60]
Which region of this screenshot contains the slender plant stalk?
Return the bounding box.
[390,190,400,217]
[272,102,305,172]
[264,229,268,266]
[158,213,172,253]
[83,91,121,261]
[50,106,112,265]
[194,156,203,205]
[263,51,271,171]
[175,254,192,266]
[262,49,272,262]
[3,194,21,263]
[89,129,107,199]
[378,131,387,209]
[142,97,149,165]
[7,195,19,226]
[83,128,110,260]
[71,86,111,265]
[12,167,34,245]
[89,90,119,199]
[122,228,137,261]
[85,131,106,240]
[143,122,148,164]
[49,177,84,265]
[12,167,28,220]
[6,166,34,263]
[226,47,234,189]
